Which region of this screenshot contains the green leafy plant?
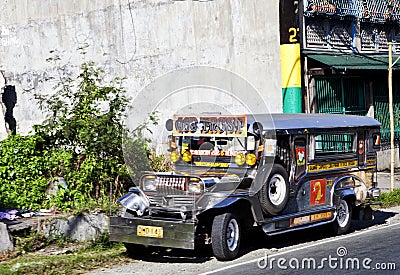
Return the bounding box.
[0,134,49,209]
[0,46,171,211]
[378,188,400,208]
[30,47,132,210]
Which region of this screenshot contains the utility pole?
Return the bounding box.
[388,43,396,192]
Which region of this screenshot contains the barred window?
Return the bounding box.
[314,133,355,155]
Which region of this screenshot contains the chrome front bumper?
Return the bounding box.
[109,216,196,249]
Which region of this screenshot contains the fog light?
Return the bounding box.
[182,150,192,162]
[245,153,257,166]
[235,153,245,166]
[170,150,180,162]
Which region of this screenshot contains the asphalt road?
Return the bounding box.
[206,222,400,275]
[88,207,400,275]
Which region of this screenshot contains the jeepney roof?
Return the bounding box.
[248,113,381,132]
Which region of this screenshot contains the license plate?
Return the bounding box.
[311,211,332,221]
[137,225,163,238]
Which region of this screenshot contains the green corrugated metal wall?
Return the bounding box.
[315,76,367,116]
[314,76,365,151]
[314,76,400,144]
[373,78,400,143]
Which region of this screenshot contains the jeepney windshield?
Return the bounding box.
[168,134,258,173]
[167,114,258,173]
[180,136,248,155]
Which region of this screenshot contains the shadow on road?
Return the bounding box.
[123,245,213,263]
[123,208,397,263]
[352,209,397,230]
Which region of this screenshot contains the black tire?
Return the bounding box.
[124,243,144,257]
[332,199,352,235]
[259,164,289,215]
[211,213,241,261]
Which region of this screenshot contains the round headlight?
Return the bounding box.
[188,180,202,194]
[170,150,180,163]
[143,177,157,191]
[235,153,245,166]
[182,150,192,162]
[245,153,257,166]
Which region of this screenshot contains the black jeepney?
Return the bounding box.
[110,113,381,260]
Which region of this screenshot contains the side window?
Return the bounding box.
[314,133,355,156]
[275,135,290,169]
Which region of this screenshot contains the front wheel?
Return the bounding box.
[259,164,289,215]
[211,213,241,260]
[332,199,352,235]
[124,243,143,257]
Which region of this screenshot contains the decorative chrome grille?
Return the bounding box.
[142,175,202,208]
[156,176,187,192]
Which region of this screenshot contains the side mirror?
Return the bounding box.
[247,136,256,151]
[252,122,263,136]
[165,119,173,131]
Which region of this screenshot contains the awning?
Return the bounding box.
[304,51,400,70]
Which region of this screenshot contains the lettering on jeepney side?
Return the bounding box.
[308,160,358,172]
[173,115,247,137]
[190,149,244,157]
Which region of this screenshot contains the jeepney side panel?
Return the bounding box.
[291,129,364,212]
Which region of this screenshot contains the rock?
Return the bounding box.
[39,212,109,242]
[0,222,14,255]
[46,177,68,197]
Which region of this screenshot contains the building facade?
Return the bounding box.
[294,0,400,168]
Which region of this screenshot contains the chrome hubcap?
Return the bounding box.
[337,200,349,227]
[226,219,239,251]
[269,174,286,206]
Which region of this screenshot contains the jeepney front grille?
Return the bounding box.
[141,175,189,193]
[142,175,203,208]
[156,176,187,192]
[147,195,197,208]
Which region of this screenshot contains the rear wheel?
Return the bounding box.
[332,199,352,235]
[211,213,241,260]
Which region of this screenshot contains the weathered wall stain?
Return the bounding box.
[1,85,17,134]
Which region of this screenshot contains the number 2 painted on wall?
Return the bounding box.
[289,27,299,43]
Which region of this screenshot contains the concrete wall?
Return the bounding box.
[0,0,282,139]
[377,148,400,171]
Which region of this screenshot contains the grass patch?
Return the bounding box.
[0,241,133,275]
[377,188,400,208]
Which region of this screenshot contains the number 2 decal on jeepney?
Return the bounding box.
[310,179,326,206]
